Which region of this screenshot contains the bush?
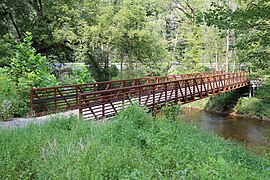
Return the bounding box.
[0,74,28,120]
[204,91,240,112]
[58,66,95,85]
[0,32,59,120]
[233,97,270,120]
[255,78,270,99]
[3,32,58,90]
[163,102,181,121]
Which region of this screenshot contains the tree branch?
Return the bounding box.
[172,1,192,20]
[183,0,195,19]
[1,5,21,39]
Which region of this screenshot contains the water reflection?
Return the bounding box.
[180,109,270,154]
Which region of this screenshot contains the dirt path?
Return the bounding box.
[0,110,79,129]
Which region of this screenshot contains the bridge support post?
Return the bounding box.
[249,85,253,98]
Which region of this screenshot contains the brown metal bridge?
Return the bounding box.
[30,71,249,120]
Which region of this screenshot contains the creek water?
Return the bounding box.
[179,108,270,155]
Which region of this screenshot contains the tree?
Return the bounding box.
[53,0,168,80]
[202,0,270,74]
[3,32,57,90]
[0,0,75,63]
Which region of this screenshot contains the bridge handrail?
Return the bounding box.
[30,71,224,91]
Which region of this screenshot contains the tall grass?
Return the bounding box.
[0,105,269,179]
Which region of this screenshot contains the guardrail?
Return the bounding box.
[79,72,248,120]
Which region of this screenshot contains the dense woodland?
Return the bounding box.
[0,0,269,119]
[1,0,269,80]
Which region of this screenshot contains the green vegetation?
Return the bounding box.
[0,74,28,120]
[184,86,270,120]
[0,33,95,121]
[184,90,241,112]
[256,78,270,99]
[204,90,243,112]
[233,98,270,120]
[233,78,270,120]
[0,105,269,179]
[2,32,58,90]
[1,0,269,78]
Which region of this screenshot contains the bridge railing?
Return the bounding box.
[79,72,248,120]
[30,71,225,116]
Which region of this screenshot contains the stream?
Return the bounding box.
[179,108,270,155]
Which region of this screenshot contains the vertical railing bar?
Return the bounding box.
[30,89,34,115]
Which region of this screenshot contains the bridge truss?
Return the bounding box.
[30,71,249,120]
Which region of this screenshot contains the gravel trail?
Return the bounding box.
[0,110,79,129]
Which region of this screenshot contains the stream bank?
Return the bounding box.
[182,90,270,121]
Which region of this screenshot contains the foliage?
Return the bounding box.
[0,32,58,120]
[0,106,269,178]
[0,74,28,121]
[3,32,58,90]
[0,0,73,62]
[0,34,16,67]
[233,97,270,120]
[163,102,181,121]
[170,64,212,74]
[58,66,95,85]
[202,0,270,74]
[205,92,239,112]
[1,0,269,77]
[234,0,270,74]
[185,90,242,113]
[255,78,270,99]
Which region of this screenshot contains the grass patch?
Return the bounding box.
[233,97,270,120]
[0,105,269,179]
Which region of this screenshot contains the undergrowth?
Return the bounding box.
[233,97,270,120]
[0,105,269,179]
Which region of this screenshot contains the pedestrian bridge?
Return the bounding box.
[30,71,249,120]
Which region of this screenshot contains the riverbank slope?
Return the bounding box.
[182,91,270,121]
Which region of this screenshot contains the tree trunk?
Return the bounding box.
[225,29,230,73]
[215,49,219,71]
[120,60,123,79]
[233,48,237,72]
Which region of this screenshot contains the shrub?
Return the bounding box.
[255,78,270,99]
[204,91,240,112]
[163,102,181,121]
[3,32,58,90]
[0,74,28,120]
[58,65,95,85]
[233,97,270,120]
